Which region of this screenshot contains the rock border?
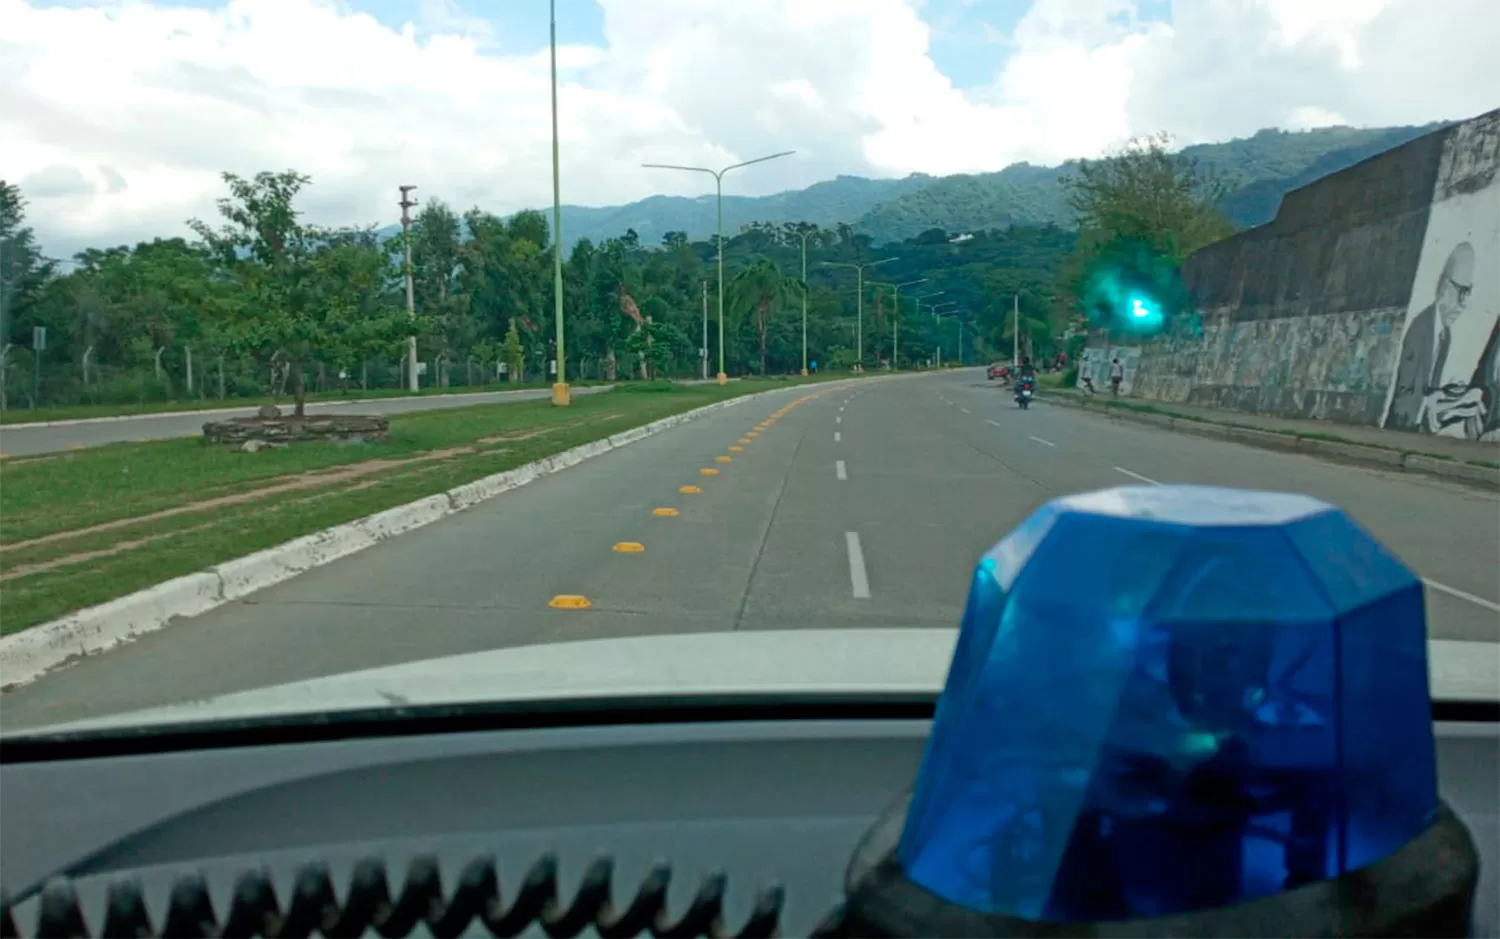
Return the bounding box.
[0,380,860,690]
[1049,393,1500,490]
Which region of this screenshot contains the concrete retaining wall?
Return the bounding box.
[1106,108,1500,445]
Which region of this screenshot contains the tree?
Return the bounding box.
[312,227,409,387]
[410,199,469,385]
[499,319,524,382]
[188,170,414,417]
[16,172,1083,404]
[1,181,57,409]
[1057,134,1234,334]
[730,257,797,376]
[1062,133,1234,262]
[627,320,688,379]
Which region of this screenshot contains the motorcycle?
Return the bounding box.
[1015,376,1035,409]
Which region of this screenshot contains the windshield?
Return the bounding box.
[1,1,1497,736]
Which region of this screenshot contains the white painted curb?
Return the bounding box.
[0,379,871,690]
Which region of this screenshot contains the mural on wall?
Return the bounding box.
[1381,114,1500,440]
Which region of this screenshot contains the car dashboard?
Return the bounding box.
[1,695,1496,938]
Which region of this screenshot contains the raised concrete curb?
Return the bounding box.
[0,380,861,690]
[0,385,615,430]
[1049,394,1500,491]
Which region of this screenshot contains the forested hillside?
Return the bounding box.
[521,122,1446,247]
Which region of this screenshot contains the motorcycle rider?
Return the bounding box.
[1015,357,1036,391]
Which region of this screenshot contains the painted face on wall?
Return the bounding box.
[1435,242,1476,330]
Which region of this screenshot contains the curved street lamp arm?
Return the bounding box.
[640,163,719,177]
[723,151,796,175]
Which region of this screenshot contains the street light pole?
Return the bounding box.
[701,279,708,381]
[927,302,958,367]
[643,151,795,384]
[549,0,569,405]
[798,228,814,376]
[824,257,894,371]
[869,278,927,371]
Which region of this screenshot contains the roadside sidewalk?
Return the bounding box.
[1046,387,1499,489]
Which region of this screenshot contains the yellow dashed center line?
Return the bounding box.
[595,388,836,607]
[549,595,591,609]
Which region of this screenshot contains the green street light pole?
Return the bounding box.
[797,228,815,376]
[923,300,958,366]
[642,151,795,384]
[868,278,927,371]
[549,0,568,405]
[823,257,894,371]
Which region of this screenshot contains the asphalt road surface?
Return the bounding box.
[3,369,1496,730]
[0,385,613,456]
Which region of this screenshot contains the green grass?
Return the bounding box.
[0,375,856,636]
[0,379,606,425]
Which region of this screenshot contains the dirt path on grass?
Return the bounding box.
[2,447,478,556]
[1,413,617,574]
[0,480,395,581]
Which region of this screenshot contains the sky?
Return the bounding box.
[3,0,1498,258]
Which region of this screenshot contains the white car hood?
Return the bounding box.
[13,630,1497,737]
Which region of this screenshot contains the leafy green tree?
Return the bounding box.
[1,181,57,409]
[1062,132,1234,262]
[188,171,414,416]
[627,320,689,379]
[730,257,797,376]
[1057,134,1234,335]
[14,172,1085,403]
[499,319,524,383]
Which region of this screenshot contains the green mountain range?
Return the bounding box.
[598,123,1450,243]
[385,122,1447,249]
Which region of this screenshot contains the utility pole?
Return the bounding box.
[1012,293,1020,366]
[399,185,419,392]
[701,280,709,381]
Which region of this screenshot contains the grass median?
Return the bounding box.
[0,380,607,425]
[0,375,847,636]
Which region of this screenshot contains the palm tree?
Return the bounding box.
[730,257,797,376]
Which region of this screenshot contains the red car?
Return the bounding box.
[987,363,1011,380]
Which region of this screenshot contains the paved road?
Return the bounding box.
[0,385,613,456]
[3,369,1496,730]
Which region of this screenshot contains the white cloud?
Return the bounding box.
[1,0,1496,256]
[1125,0,1500,142]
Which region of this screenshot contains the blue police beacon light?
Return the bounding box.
[840,486,1480,937]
